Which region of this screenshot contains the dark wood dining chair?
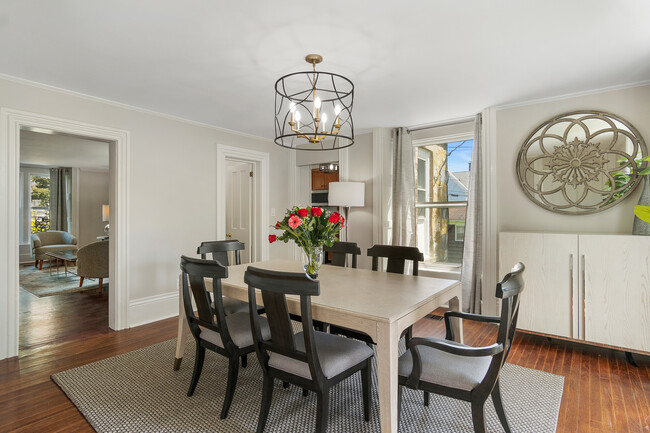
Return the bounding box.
[323,241,361,268]
[397,262,525,433]
[330,244,424,345]
[197,240,250,316]
[180,255,271,420]
[245,266,374,433]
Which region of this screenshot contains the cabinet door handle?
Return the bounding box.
[569,254,574,339]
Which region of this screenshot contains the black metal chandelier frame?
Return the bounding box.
[274,59,354,151]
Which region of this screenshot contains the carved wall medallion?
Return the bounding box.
[516,111,647,215]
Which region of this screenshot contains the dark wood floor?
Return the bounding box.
[1,290,648,432]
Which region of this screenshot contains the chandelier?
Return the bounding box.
[274,54,354,151]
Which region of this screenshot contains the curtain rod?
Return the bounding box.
[406,115,476,134]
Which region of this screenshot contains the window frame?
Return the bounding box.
[412,130,474,274]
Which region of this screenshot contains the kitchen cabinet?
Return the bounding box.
[311,169,338,190]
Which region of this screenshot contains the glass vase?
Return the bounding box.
[301,245,323,280]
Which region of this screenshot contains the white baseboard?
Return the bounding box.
[128,291,178,328]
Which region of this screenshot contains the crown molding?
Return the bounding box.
[495,79,650,111]
[0,72,273,143]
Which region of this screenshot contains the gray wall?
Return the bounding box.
[0,75,292,308]
[346,132,374,269]
[77,169,109,248]
[496,84,650,235]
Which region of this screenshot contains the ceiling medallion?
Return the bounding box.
[516,110,648,215]
[274,54,354,151]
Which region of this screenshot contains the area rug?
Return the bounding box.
[19,266,105,297]
[52,338,564,433]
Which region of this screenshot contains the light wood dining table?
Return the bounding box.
[173,259,462,433]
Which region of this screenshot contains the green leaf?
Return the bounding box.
[639,167,650,176]
[634,206,650,223]
[641,156,650,162]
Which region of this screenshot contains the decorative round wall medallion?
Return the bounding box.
[516,111,647,215]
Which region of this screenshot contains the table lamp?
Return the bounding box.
[328,182,364,241]
[102,204,110,234]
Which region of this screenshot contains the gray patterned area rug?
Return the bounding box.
[52,339,563,432]
[20,266,104,297]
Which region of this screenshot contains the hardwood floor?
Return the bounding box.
[1,293,648,432]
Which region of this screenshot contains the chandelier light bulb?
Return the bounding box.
[314,97,321,110]
[289,101,296,113]
[321,113,327,132]
[294,111,301,122]
[334,104,341,116]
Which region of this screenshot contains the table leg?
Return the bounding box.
[448,289,464,344]
[174,275,188,371]
[376,321,400,433]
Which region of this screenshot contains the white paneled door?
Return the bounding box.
[226,161,253,264]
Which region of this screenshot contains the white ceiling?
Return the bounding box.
[20,130,109,169]
[1,1,649,139]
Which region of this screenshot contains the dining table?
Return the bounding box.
[173,259,463,433]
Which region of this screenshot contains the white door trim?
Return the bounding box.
[0,108,130,360]
[216,144,269,262]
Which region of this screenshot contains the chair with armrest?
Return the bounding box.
[31,230,78,270]
[397,262,525,433]
[77,241,109,295]
[323,241,361,268]
[330,244,424,345]
[245,266,374,433]
[180,255,271,420]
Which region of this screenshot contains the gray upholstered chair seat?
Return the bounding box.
[213,297,263,316]
[200,312,270,349]
[31,230,78,264]
[398,341,492,391]
[269,331,374,380]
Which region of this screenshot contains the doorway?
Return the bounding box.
[216,144,269,263]
[226,161,254,263]
[1,109,130,360]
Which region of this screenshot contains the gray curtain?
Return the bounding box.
[391,127,417,247]
[460,114,482,313]
[50,167,72,232]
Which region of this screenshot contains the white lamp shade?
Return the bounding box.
[328,182,365,207]
[102,204,110,222]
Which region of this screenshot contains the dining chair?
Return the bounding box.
[330,244,424,345]
[323,241,361,268]
[397,262,525,433]
[197,240,250,316]
[180,255,271,420]
[245,266,374,433]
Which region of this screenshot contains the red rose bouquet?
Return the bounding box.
[269,206,343,278]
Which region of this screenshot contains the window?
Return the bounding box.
[30,173,51,234]
[414,128,474,272]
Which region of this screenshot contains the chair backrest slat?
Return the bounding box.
[367,244,424,276]
[197,240,245,265]
[324,241,361,268]
[260,290,297,356]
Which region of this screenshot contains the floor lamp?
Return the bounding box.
[328,182,365,242]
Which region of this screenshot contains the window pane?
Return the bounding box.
[415,206,466,269]
[30,175,50,233]
[417,158,426,189]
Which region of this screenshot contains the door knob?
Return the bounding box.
[226,233,232,238]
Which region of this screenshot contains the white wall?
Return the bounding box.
[346,132,374,269]
[77,169,109,248]
[0,75,292,326]
[496,84,650,235]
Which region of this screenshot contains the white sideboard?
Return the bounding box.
[499,232,650,354]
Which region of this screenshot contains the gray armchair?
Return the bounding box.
[31,230,78,269]
[77,241,109,294]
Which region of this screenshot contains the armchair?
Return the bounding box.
[77,241,109,294]
[31,230,78,270]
